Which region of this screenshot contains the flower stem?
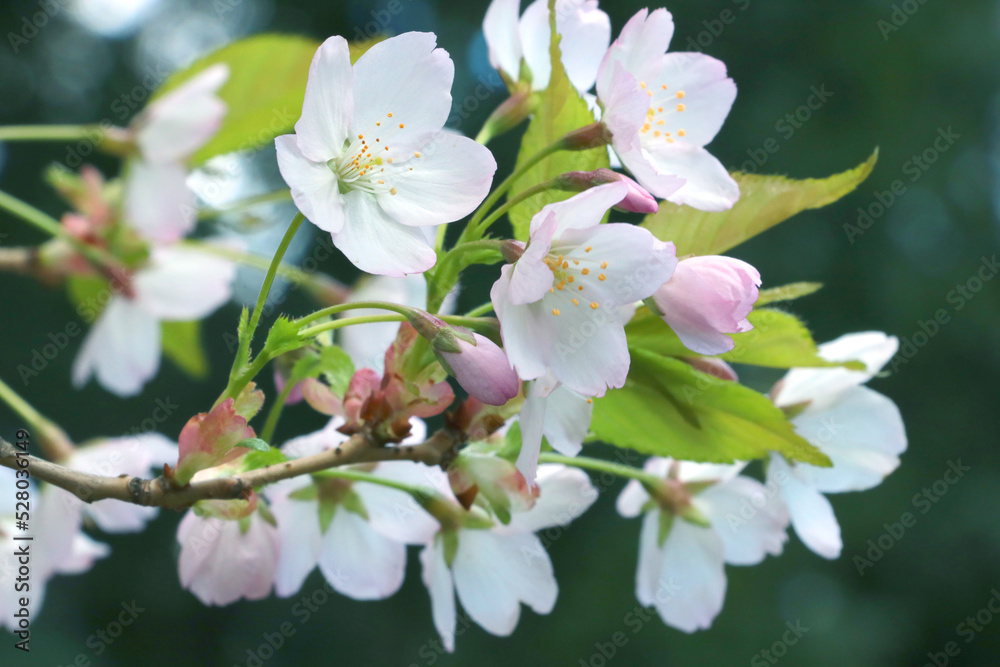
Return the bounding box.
[0,124,100,143]
[293,300,415,329]
[538,453,663,487]
[463,302,495,318]
[197,189,294,221]
[0,377,75,461]
[259,375,298,445]
[298,314,407,339]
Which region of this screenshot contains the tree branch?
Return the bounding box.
[0,427,464,511]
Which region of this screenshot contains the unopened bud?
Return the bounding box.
[558,121,613,151]
[556,169,658,213]
[500,239,526,264]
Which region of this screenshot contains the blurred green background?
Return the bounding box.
[1,0,999,664]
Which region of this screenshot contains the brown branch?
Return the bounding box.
[0,427,464,511]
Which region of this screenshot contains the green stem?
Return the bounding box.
[312,467,438,501]
[463,302,495,318]
[259,374,297,445]
[538,453,663,487]
[197,189,293,221]
[298,314,406,339]
[0,377,75,461]
[0,124,100,143]
[0,189,119,274]
[472,180,554,237]
[293,300,415,329]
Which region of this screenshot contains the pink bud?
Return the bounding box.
[651,256,761,355]
[437,334,519,406]
[558,169,659,214]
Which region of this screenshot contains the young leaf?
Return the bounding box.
[506,7,609,240]
[290,345,355,395]
[754,281,823,306]
[642,150,878,255]
[625,307,863,370]
[235,437,270,452]
[264,315,305,358]
[161,320,209,379]
[590,349,830,466]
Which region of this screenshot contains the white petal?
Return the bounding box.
[790,386,907,493]
[555,0,612,93]
[653,517,727,633]
[645,144,739,211]
[531,181,628,236]
[676,460,746,484]
[375,131,496,227]
[774,332,899,409]
[352,33,453,145]
[420,537,457,653]
[332,191,437,276]
[453,529,556,636]
[515,389,546,486]
[72,297,160,397]
[483,0,523,82]
[133,246,234,320]
[541,384,592,456]
[295,36,354,161]
[508,463,597,532]
[634,509,662,606]
[640,53,735,148]
[124,160,196,243]
[318,507,406,600]
[698,476,789,566]
[509,215,558,306]
[771,456,842,559]
[617,479,651,518]
[137,63,229,164]
[357,461,443,545]
[491,265,557,381]
[597,8,674,96]
[275,133,346,234]
[543,293,630,397]
[268,491,322,597]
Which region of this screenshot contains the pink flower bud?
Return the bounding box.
[650,256,761,355]
[557,169,659,213]
[437,333,519,406]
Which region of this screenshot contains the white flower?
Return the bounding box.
[125,64,229,243]
[421,463,597,651]
[483,0,611,93]
[72,246,236,396]
[617,458,789,632]
[176,510,280,606]
[516,371,592,484]
[267,418,437,600]
[767,332,907,559]
[596,9,738,210]
[491,183,676,397]
[275,34,496,276]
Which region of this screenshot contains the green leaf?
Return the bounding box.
[264,315,304,358]
[755,281,823,307]
[161,320,209,379]
[290,345,355,394]
[241,447,287,471]
[590,350,830,466]
[625,307,863,370]
[153,34,319,166]
[236,437,270,452]
[641,150,878,255]
[506,9,609,240]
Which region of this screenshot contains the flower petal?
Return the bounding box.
[653,516,727,633]
[133,246,235,320]
[642,53,735,148]
[508,463,597,533]
[540,384,592,456]
[124,160,196,243]
[597,8,674,95]
[508,215,558,305]
[644,143,739,211]
[531,181,628,236]
[72,297,160,397]
[295,36,354,161]
[698,476,789,566]
[420,538,457,653]
[268,493,322,597]
[771,455,842,559]
[376,131,496,227]
[483,0,523,82]
[491,266,557,381]
[275,133,346,235]
[318,507,406,600]
[332,191,438,276]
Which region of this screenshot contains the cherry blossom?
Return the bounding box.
[516,371,592,484]
[275,33,496,275]
[72,246,236,397]
[596,9,739,210]
[766,332,907,559]
[491,182,676,397]
[483,0,610,93]
[421,463,597,651]
[649,255,761,355]
[617,458,789,632]
[124,64,229,242]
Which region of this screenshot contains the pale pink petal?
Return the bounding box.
[491,266,557,381]
[508,463,597,533]
[516,388,546,485]
[295,36,354,161]
[137,63,229,164]
[634,509,663,607]
[770,455,842,559]
[554,0,612,93]
[72,296,161,397]
[133,246,235,320]
[439,333,519,406]
[530,181,628,236]
[645,144,739,211]
[358,461,443,545]
[697,476,789,566]
[540,384,592,456]
[124,160,196,243]
[508,215,559,306]
[652,517,727,632]
[267,489,322,598]
[275,133,346,234]
[597,8,674,95]
[542,293,630,397]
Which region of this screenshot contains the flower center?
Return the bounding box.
[637,81,687,144]
[543,246,609,315]
[329,112,420,196]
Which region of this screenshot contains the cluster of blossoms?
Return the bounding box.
[0,0,906,651]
